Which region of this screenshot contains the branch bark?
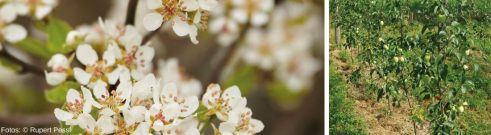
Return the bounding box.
[0,47,44,76]
[206,23,251,85]
[125,0,138,25]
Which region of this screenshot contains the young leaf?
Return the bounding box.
[45,81,80,103]
[13,37,52,59]
[46,17,73,54]
[223,65,258,96]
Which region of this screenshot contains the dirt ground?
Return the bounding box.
[330,48,430,135]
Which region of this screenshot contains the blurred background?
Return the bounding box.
[0,0,325,134]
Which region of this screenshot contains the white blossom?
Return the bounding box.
[219,108,264,135]
[202,84,247,121]
[158,58,202,97]
[45,54,70,85]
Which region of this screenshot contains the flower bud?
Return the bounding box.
[383,45,389,50]
[394,57,400,62]
[380,21,384,26]
[463,102,468,106]
[464,65,469,70]
[465,50,471,56]
[378,38,384,42]
[399,56,405,62]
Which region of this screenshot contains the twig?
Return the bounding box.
[125,0,138,25]
[0,113,57,126]
[0,48,44,76]
[207,23,251,85]
[142,26,162,44]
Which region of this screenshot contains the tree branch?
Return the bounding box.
[125,0,138,25]
[0,47,44,76]
[207,23,251,85]
[142,26,162,44]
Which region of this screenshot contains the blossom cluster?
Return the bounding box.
[48,18,263,134]
[208,0,274,46]
[239,2,322,92]
[143,0,218,44]
[0,0,57,50]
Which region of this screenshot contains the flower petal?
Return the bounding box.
[251,11,269,26]
[76,44,98,66]
[77,113,97,133]
[162,102,180,121]
[2,24,27,43]
[66,88,82,103]
[202,84,221,109]
[93,80,108,100]
[97,116,116,134]
[143,13,163,31]
[135,45,155,66]
[180,96,199,117]
[146,0,162,10]
[73,68,92,85]
[54,108,74,121]
[250,118,265,133]
[172,19,191,37]
[0,4,17,23]
[35,5,53,19]
[45,71,67,86]
[231,9,248,24]
[47,54,69,70]
[182,0,199,11]
[102,47,116,67]
[198,0,217,11]
[219,122,236,135]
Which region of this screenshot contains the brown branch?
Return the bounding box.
[125,0,138,25]
[0,113,57,126]
[206,23,251,85]
[142,26,162,44]
[0,47,44,76]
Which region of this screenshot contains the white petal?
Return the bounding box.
[172,19,191,36]
[135,45,155,66]
[180,96,199,117]
[219,122,236,135]
[102,47,116,67]
[35,5,53,19]
[106,66,122,85]
[0,4,17,23]
[120,26,143,50]
[14,2,29,15]
[116,80,132,102]
[130,106,147,123]
[76,44,98,66]
[223,86,242,100]
[81,86,103,109]
[188,25,199,44]
[182,0,199,11]
[152,120,164,131]
[259,0,274,11]
[48,54,69,69]
[251,11,269,26]
[146,0,162,10]
[209,17,226,33]
[162,102,180,121]
[93,81,108,100]
[45,71,67,86]
[231,9,248,24]
[250,119,264,133]
[54,108,74,121]
[2,24,27,43]
[202,84,221,108]
[132,122,150,135]
[100,108,116,116]
[73,68,92,85]
[77,114,97,133]
[143,13,163,31]
[179,79,202,97]
[198,0,217,11]
[66,89,82,103]
[161,82,178,98]
[97,116,116,134]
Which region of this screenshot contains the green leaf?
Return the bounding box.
[0,57,21,71]
[266,81,307,109]
[223,65,258,96]
[13,37,52,59]
[46,17,73,54]
[45,81,80,103]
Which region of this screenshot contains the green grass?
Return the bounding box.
[329,62,368,135]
